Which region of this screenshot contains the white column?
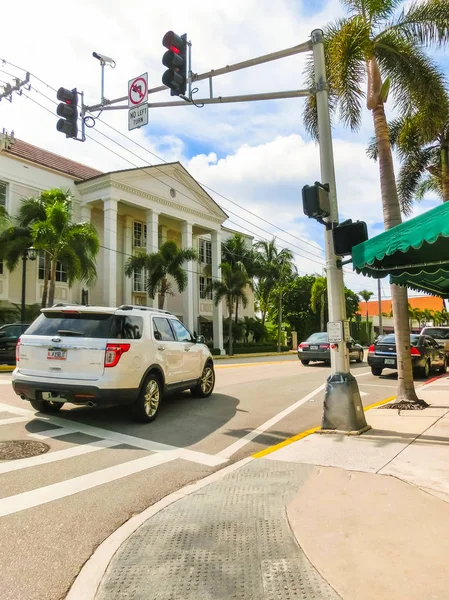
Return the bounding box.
[211,230,224,353]
[123,215,133,304]
[160,225,168,244]
[103,198,118,307]
[182,221,194,331]
[146,210,159,308]
[80,204,91,223]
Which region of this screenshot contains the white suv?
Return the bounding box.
[12,304,215,422]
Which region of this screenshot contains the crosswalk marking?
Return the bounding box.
[0,416,29,426]
[0,438,120,475]
[28,428,77,440]
[0,402,226,466]
[0,452,176,517]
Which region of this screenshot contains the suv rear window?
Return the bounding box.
[422,328,449,340]
[25,312,144,339]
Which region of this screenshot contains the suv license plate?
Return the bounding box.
[385,358,395,365]
[48,349,67,360]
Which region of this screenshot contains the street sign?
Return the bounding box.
[327,321,343,343]
[128,104,148,131]
[128,73,148,108]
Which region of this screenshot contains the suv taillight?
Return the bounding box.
[16,340,20,363]
[368,345,375,353]
[411,346,421,356]
[104,343,130,367]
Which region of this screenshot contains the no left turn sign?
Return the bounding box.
[128,73,148,108]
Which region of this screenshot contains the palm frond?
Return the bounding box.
[124,254,151,276]
[375,30,448,136]
[170,266,188,293]
[397,146,441,213]
[325,17,368,131]
[415,174,443,200]
[391,0,449,46]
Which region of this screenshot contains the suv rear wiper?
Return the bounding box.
[57,329,84,336]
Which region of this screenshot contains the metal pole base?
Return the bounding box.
[320,372,370,434]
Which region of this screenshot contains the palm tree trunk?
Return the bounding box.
[48,260,57,307]
[372,102,418,402]
[235,298,239,324]
[366,306,369,342]
[228,301,233,356]
[159,278,167,310]
[441,145,449,202]
[41,255,51,308]
[277,293,282,352]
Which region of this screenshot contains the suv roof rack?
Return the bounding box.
[117,304,173,315]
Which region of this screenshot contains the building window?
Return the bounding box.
[199,276,213,300]
[0,180,7,208]
[38,252,67,283]
[133,269,145,292]
[133,221,147,248]
[199,239,212,265]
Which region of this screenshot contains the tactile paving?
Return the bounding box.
[96,460,341,599]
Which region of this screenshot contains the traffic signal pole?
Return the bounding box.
[54,29,369,433]
[311,29,369,433]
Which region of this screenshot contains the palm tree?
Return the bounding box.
[422,308,434,327]
[273,252,297,352]
[408,305,423,329]
[125,240,198,310]
[359,290,374,340]
[310,276,327,332]
[222,233,257,323]
[368,112,449,213]
[433,310,444,326]
[31,200,99,306]
[0,189,72,307]
[304,0,449,404]
[209,262,249,356]
[254,238,295,329]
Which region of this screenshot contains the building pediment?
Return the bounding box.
[76,162,228,224]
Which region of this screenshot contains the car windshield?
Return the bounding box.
[423,328,449,340]
[306,332,328,343]
[379,334,420,346]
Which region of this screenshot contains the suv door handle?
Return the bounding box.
[184,347,191,352]
[157,346,166,351]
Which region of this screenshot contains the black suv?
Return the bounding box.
[0,323,30,365]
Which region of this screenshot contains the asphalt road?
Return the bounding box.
[0,356,409,600]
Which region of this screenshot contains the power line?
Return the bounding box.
[1,60,326,256]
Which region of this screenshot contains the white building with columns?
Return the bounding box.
[0,133,255,352]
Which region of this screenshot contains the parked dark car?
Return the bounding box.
[368,333,447,378]
[0,323,30,365]
[298,332,364,365]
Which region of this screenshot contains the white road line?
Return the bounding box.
[359,384,397,388]
[360,391,369,397]
[0,439,120,475]
[0,403,226,466]
[0,452,176,517]
[28,428,76,440]
[218,370,372,459]
[0,416,29,426]
[0,380,12,385]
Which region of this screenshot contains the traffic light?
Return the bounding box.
[162,31,187,96]
[302,182,331,220]
[333,219,368,256]
[56,87,78,138]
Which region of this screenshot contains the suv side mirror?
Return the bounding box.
[195,335,205,344]
[154,331,162,341]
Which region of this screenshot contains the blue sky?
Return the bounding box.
[1,0,447,299]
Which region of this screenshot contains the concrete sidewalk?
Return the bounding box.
[75,376,449,600]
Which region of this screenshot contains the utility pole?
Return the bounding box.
[0,72,30,102]
[311,29,369,434]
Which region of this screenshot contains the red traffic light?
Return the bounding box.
[57,87,77,105]
[162,31,184,54]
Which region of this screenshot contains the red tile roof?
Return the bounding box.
[4,138,102,181]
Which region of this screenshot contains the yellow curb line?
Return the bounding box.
[0,366,14,372]
[252,394,397,459]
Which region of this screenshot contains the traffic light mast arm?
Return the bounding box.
[85,39,312,112]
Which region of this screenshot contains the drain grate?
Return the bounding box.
[0,440,50,461]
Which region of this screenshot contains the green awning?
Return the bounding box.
[352,202,449,297]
